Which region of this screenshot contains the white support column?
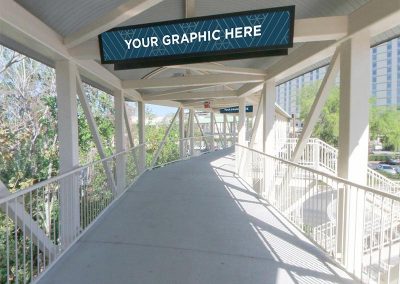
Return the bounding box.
[263,79,276,155]
[262,79,277,200]
[124,104,135,148]
[138,101,146,173]
[189,109,194,155]
[337,32,370,278]
[179,107,185,158]
[55,60,80,248]
[250,95,263,151]
[233,115,237,143]
[223,114,227,147]
[238,98,246,145]
[210,111,215,151]
[114,90,126,193]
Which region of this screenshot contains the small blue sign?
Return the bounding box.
[220,106,253,114]
[99,6,294,68]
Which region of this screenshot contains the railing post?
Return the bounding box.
[115,90,126,193]
[55,60,80,248]
[138,101,146,173]
[189,109,194,156]
[179,107,185,158]
[238,98,246,145]
[223,114,227,147]
[337,32,370,278]
[313,140,320,170]
[232,115,237,144]
[210,111,215,151]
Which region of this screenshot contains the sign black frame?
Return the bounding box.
[99,5,295,69]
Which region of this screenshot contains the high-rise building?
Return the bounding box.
[276,66,327,117]
[276,37,400,116]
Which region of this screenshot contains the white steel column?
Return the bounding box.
[114,90,126,193]
[189,109,194,155]
[210,111,215,151]
[263,79,275,155]
[262,79,276,200]
[249,95,263,151]
[337,32,370,278]
[233,115,237,143]
[138,101,146,173]
[179,108,185,158]
[238,98,246,145]
[55,60,80,248]
[223,114,227,147]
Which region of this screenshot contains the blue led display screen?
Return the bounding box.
[99,6,294,69]
[220,106,253,114]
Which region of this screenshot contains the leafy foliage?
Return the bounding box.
[299,82,340,146]
[299,81,400,151]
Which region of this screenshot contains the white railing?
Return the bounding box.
[277,138,338,174]
[367,168,400,195]
[236,144,400,284]
[279,138,400,195]
[0,134,234,283]
[179,134,235,160]
[0,144,145,283]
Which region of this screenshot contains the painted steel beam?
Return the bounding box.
[237,83,264,98]
[143,90,237,101]
[123,74,266,89]
[168,63,267,76]
[151,108,180,167]
[291,48,340,164]
[294,16,347,42]
[76,74,117,194]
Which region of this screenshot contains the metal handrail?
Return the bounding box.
[0,144,145,204]
[236,143,400,202]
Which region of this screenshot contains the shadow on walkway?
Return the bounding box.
[39,148,354,284]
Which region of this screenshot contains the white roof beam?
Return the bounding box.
[268,0,400,81]
[145,85,218,98]
[237,83,264,98]
[123,74,266,89]
[64,0,164,48]
[294,16,347,43]
[168,63,267,76]
[68,39,100,59]
[143,90,237,101]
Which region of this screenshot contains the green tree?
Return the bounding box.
[299,81,400,151]
[299,82,340,146]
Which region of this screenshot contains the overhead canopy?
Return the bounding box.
[2,0,400,110]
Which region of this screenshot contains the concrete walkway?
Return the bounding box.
[39,148,354,284]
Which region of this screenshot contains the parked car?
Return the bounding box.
[376,164,397,175]
[386,156,400,165]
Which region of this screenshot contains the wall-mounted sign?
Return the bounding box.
[99,6,295,69]
[220,106,253,114]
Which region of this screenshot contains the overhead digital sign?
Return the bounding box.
[220,106,253,114]
[99,6,295,69]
